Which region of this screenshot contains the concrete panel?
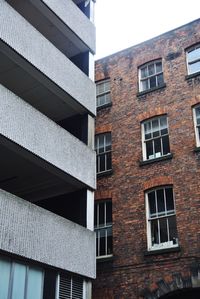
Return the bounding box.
[0,0,95,115]
[0,84,96,190]
[0,188,96,278]
[42,0,96,53]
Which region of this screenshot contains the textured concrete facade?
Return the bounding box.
[93,19,200,299]
[0,188,96,278]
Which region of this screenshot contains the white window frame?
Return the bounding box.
[95,132,112,174]
[94,200,113,259]
[96,79,111,108]
[186,44,200,75]
[145,186,178,251]
[141,115,170,161]
[193,104,200,147]
[139,59,164,92]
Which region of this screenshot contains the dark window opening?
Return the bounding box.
[70,51,89,76]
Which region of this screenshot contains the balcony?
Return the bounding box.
[0,188,96,279]
[0,0,96,116]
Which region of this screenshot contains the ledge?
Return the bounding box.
[97,102,112,111]
[185,71,200,80]
[144,246,181,256]
[194,146,200,153]
[96,255,114,263]
[97,169,113,178]
[137,83,166,97]
[139,153,173,166]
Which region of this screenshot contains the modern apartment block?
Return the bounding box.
[93,19,200,299]
[0,0,96,298]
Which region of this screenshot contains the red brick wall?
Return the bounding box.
[93,19,200,299]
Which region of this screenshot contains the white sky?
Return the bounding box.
[94,0,200,59]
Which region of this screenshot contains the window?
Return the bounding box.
[96,79,111,108]
[146,186,178,251]
[94,201,113,258]
[58,274,84,299]
[0,257,44,299]
[193,105,200,146]
[139,60,164,92]
[95,133,112,174]
[142,115,170,160]
[186,44,200,75]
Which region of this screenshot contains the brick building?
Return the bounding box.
[0,1,96,298]
[93,19,200,299]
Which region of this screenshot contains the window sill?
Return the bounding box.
[96,255,114,263]
[185,71,200,80]
[194,146,200,153]
[144,246,181,256]
[97,102,112,111]
[137,83,166,97]
[139,153,173,166]
[97,169,113,178]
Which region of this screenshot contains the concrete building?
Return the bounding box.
[93,19,200,299]
[0,0,96,298]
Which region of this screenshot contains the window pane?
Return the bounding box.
[105,133,111,151]
[106,201,112,224]
[99,154,105,172]
[195,106,200,125]
[99,202,105,226]
[141,79,148,91]
[156,61,162,73]
[149,76,156,88]
[160,116,168,135]
[157,189,165,215]
[154,138,162,157]
[159,218,168,243]
[157,73,164,86]
[151,219,159,246]
[188,61,200,74]
[144,122,152,140]
[98,135,105,153]
[148,191,156,217]
[162,135,170,155]
[107,227,113,255]
[168,216,178,244]
[0,258,11,299]
[188,47,200,62]
[148,64,155,76]
[12,263,26,299]
[26,268,43,299]
[152,119,159,137]
[146,140,153,159]
[99,229,106,256]
[165,188,174,212]
[105,93,111,104]
[141,67,147,78]
[104,81,110,92]
[106,152,112,170]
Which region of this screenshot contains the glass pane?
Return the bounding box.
[154,138,162,157]
[160,116,168,135]
[144,122,152,140]
[0,258,11,299]
[12,263,26,299]
[156,61,162,73]
[165,188,174,212]
[195,107,200,125]
[168,216,178,244]
[162,135,170,155]
[188,47,200,62]
[98,135,105,153]
[148,191,156,217]
[148,64,155,76]
[157,189,165,215]
[159,218,168,243]
[198,127,200,141]
[26,268,43,299]
[106,152,112,170]
[99,229,106,256]
[105,93,111,104]
[99,95,105,106]
[152,119,159,137]
[105,133,111,151]
[99,154,105,172]
[188,61,200,74]
[141,67,147,78]
[107,227,113,255]
[97,83,104,94]
[99,202,105,226]
[151,219,159,246]
[149,76,156,88]
[106,201,112,224]
[141,79,148,91]
[157,73,164,86]
[146,140,153,159]
[104,81,110,92]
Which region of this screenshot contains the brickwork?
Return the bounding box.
[93,19,200,298]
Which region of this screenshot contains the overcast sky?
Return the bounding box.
[95,0,200,59]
